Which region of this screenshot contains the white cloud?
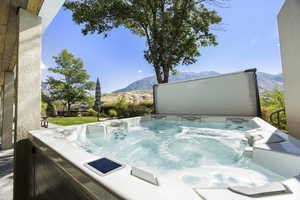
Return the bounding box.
[41,61,50,70]
[41,61,47,70]
[138,70,142,73]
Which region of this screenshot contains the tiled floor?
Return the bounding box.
[0,149,13,200]
[0,123,61,200]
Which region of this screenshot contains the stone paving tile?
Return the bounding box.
[0,149,13,200]
[0,123,63,200]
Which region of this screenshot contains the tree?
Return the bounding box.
[93,77,101,120]
[41,101,48,116]
[86,95,95,109]
[260,87,286,130]
[260,88,285,111]
[64,0,222,83]
[41,92,56,116]
[46,49,94,114]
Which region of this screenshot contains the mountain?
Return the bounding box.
[114,71,220,93]
[256,72,284,91]
[114,71,284,93]
[102,90,153,104]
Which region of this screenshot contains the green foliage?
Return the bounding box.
[127,104,153,117]
[99,113,108,118]
[86,95,95,108]
[48,117,98,126]
[260,88,287,131]
[46,49,94,113]
[260,88,285,110]
[52,100,65,112]
[101,97,153,118]
[87,108,98,117]
[114,96,129,116]
[108,109,118,118]
[41,101,48,116]
[93,77,102,112]
[64,0,222,83]
[42,92,55,116]
[139,100,154,107]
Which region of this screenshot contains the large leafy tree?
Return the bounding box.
[64,0,222,83]
[46,49,94,113]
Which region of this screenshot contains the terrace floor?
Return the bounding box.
[0,148,13,200]
[0,123,62,200]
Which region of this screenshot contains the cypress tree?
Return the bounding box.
[93,77,101,121]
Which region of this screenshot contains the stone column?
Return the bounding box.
[0,79,4,147]
[15,9,41,141]
[14,9,41,200]
[0,87,3,148]
[278,0,300,140]
[1,71,14,149]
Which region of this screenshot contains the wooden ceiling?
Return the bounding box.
[0,0,43,85]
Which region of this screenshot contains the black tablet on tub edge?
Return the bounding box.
[84,157,125,176]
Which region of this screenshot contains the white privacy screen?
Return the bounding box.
[154,70,260,116]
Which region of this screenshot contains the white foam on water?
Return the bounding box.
[75,119,286,188]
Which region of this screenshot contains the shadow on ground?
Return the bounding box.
[0,155,13,178]
[0,149,13,200]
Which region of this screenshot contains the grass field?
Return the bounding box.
[48,117,101,126]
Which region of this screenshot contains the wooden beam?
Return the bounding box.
[0,0,18,72]
[0,72,4,88]
[0,35,5,66]
[27,0,44,14]
[0,0,10,25]
[0,0,11,72]
[0,0,44,72]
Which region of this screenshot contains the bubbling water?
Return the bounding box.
[77,119,285,188]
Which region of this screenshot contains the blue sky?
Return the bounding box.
[42,0,285,93]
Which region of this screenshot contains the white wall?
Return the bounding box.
[154,71,260,116]
[278,0,300,140]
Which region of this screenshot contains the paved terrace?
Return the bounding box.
[0,148,13,200]
[0,123,61,200]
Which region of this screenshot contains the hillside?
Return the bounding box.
[102,90,153,104]
[114,71,284,93]
[42,71,284,105]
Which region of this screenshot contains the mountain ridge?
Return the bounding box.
[114,71,284,93]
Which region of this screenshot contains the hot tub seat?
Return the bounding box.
[194,176,300,200]
[228,182,290,197]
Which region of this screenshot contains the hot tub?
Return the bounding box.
[29,115,300,200]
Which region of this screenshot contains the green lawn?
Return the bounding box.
[48,117,101,126]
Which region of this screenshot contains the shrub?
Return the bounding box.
[99,113,107,118]
[101,99,153,118]
[260,88,287,131]
[139,100,153,107]
[114,96,129,117]
[126,104,153,117]
[63,111,78,117]
[80,111,90,117]
[108,109,118,118]
[41,101,48,116]
[87,108,98,117]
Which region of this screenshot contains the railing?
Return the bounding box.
[269,108,286,131]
